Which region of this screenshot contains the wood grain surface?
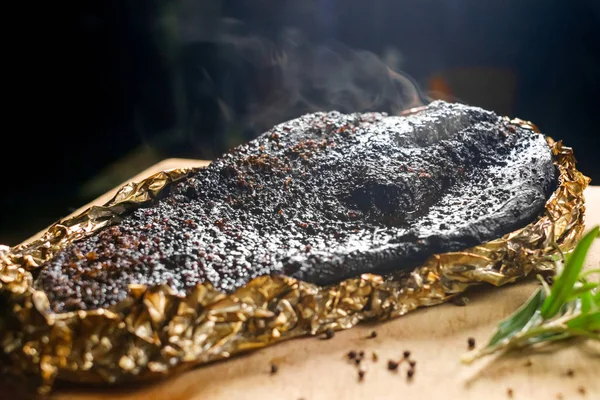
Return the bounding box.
[20,160,600,399]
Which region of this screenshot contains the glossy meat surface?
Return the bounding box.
[36,101,557,312]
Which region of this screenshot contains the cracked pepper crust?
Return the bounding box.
[36,101,557,312]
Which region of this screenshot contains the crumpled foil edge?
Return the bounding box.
[0,121,590,394]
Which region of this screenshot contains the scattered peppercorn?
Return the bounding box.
[409,360,416,368]
[368,331,377,339]
[359,350,365,358]
[407,369,414,380]
[507,388,514,398]
[468,337,476,349]
[354,358,361,366]
[323,328,335,340]
[270,364,278,375]
[403,350,411,359]
[566,369,575,377]
[358,366,366,382]
[347,350,357,360]
[387,360,399,371]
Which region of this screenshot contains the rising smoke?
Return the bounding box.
[171,19,428,156]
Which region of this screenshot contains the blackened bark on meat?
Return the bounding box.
[36,101,557,312]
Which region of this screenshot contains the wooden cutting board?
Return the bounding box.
[25,160,600,399]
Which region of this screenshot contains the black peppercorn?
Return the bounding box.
[387,360,399,371]
[358,366,366,382]
[566,369,574,377]
[467,337,476,349]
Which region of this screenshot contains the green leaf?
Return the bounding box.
[487,289,545,347]
[524,331,571,346]
[566,282,600,302]
[592,291,600,312]
[566,311,600,331]
[541,226,600,319]
[580,291,593,314]
[581,268,600,279]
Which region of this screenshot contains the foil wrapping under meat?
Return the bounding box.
[0,120,590,394]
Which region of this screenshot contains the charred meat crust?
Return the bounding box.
[36,101,557,312]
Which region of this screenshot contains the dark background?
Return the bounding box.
[2,0,599,245]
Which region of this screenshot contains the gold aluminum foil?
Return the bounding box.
[0,120,590,395]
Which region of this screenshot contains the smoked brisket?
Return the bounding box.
[36,101,557,312]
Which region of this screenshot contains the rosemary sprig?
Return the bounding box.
[461,226,600,364]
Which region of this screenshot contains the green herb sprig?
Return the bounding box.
[461,226,600,364]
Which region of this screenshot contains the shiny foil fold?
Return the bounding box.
[0,123,590,395]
